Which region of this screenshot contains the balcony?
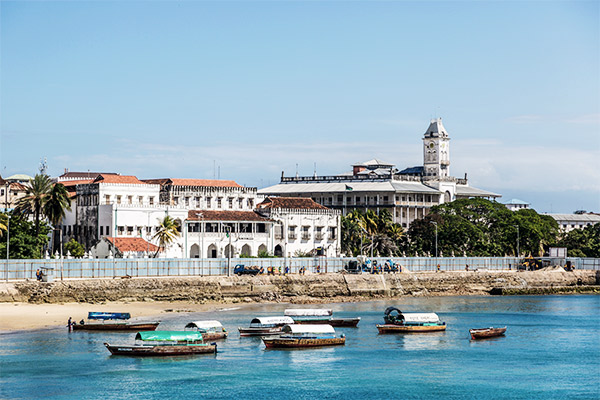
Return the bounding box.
[288,233,297,240]
[315,233,324,240]
[301,234,310,240]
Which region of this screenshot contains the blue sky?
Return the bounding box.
[1,1,598,213]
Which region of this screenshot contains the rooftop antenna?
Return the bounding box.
[313,162,317,178]
[213,160,216,180]
[295,163,299,178]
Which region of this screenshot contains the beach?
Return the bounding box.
[0,301,222,332]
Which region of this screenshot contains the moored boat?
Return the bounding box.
[284,309,361,327]
[238,316,295,336]
[376,307,446,333]
[469,327,507,340]
[262,324,346,349]
[184,320,228,340]
[104,331,217,356]
[72,312,159,331]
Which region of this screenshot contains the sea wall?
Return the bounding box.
[0,269,598,304]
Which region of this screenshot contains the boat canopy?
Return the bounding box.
[135,331,203,342]
[281,324,336,334]
[88,312,131,320]
[250,316,294,326]
[401,313,440,323]
[284,309,332,317]
[185,320,224,331]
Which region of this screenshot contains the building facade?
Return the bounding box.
[258,118,500,228]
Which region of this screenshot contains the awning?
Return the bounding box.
[282,324,336,334]
[88,312,131,320]
[135,331,203,342]
[401,313,440,324]
[250,316,295,326]
[185,320,224,331]
[284,309,332,317]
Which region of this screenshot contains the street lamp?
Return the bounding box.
[430,221,438,258]
[225,225,232,277]
[513,225,520,258]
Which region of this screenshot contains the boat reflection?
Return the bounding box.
[273,345,342,365]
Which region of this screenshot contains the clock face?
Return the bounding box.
[428,142,434,149]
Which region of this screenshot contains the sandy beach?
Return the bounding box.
[0,301,225,332]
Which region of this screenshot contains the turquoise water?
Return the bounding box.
[1,295,599,399]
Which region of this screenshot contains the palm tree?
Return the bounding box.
[152,216,180,257]
[44,183,72,254]
[0,213,7,238]
[15,174,53,237]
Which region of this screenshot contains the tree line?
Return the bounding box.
[341,198,599,258]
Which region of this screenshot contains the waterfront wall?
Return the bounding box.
[1,269,597,304]
[2,257,599,281]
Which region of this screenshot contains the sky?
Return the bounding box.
[1,0,598,214]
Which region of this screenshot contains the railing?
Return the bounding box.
[1,257,598,281]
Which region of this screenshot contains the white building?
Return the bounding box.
[256,197,341,258]
[259,118,500,228]
[546,213,600,232]
[504,199,530,211]
[58,174,339,258]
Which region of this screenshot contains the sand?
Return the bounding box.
[0,302,223,332]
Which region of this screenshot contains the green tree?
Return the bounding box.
[558,223,600,257]
[15,174,53,237]
[152,216,180,257]
[0,212,49,259]
[44,183,72,254]
[64,238,85,258]
[341,209,405,257]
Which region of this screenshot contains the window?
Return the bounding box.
[328,227,337,239]
[383,196,389,202]
[302,226,310,240]
[138,196,143,204]
[105,195,110,204]
[238,198,244,208]
[206,197,212,208]
[228,197,234,209]
[184,197,190,206]
[100,226,104,235]
[105,226,110,235]
[149,197,154,205]
[315,226,323,240]
[118,226,124,234]
[356,197,361,203]
[127,226,134,235]
[217,197,222,208]
[337,195,343,203]
[0,189,3,196]
[173,197,179,205]
[195,197,201,206]
[146,227,151,234]
[116,196,122,205]
[128,196,133,205]
[248,198,254,208]
[288,226,297,240]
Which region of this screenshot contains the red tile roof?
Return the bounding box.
[142,178,242,188]
[94,174,145,185]
[187,210,270,222]
[106,237,159,253]
[59,171,117,179]
[60,179,95,188]
[257,197,329,210]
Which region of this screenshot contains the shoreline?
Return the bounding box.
[1,269,597,332]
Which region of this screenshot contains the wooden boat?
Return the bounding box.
[104,331,217,356]
[263,324,346,349]
[184,320,228,340]
[238,316,295,336]
[284,309,361,327]
[376,307,446,333]
[72,312,159,331]
[470,327,507,340]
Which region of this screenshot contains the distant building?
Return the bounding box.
[259,118,500,228]
[504,199,530,211]
[0,175,29,211]
[256,197,341,258]
[546,213,600,232]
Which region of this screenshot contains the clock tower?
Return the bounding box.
[423,118,450,178]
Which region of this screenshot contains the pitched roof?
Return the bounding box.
[142,178,242,188]
[187,210,270,222]
[424,118,448,138]
[505,198,529,205]
[59,171,117,179]
[60,179,95,188]
[93,174,145,185]
[257,197,330,210]
[106,237,159,253]
[5,174,33,182]
[352,159,395,167]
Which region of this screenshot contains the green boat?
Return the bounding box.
[104,331,217,356]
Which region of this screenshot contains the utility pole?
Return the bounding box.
[430,221,438,257]
[225,225,232,276]
[513,225,520,258]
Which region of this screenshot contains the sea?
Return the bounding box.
[1,295,599,400]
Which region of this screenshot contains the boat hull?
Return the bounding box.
[238,327,284,336]
[262,337,346,348]
[199,332,228,341]
[376,323,447,333]
[104,343,216,356]
[294,318,361,327]
[470,327,507,340]
[73,322,159,331]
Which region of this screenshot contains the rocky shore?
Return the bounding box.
[1,269,598,304]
